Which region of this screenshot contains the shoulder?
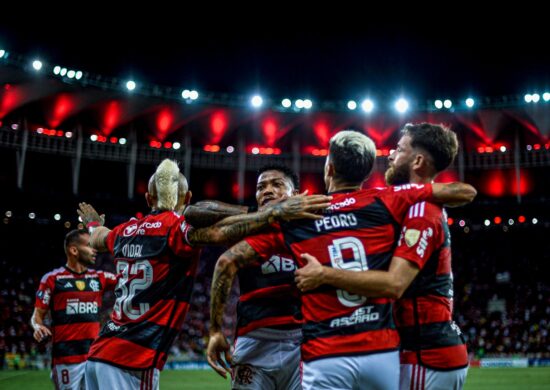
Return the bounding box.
[40,266,65,284]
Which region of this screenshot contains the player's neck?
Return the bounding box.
[65,260,87,274]
[328,179,361,193]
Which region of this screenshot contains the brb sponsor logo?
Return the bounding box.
[123,221,162,236]
[66,299,98,315]
[261,255,296,274]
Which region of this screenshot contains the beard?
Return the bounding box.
[385,163,411,185]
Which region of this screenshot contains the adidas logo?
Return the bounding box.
[64,282,72,288]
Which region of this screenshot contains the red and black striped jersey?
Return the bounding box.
[246,184,434,362]
[34,266,117,365]
[393,202,468,370]
[87,211,201,371]
[236,251,302,336]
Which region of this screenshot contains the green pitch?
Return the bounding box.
[1,367,549,389]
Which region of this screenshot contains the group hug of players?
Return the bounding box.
[32,123,476,389]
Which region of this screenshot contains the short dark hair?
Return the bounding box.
[402,123,458,172]
[329,130,376,184]
[64,229,88,255]
[257,164,300,190]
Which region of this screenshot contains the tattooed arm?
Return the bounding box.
[432,182,477,207]
[183,201,248,228]
[207,241,262,378]
[186,193,331,246]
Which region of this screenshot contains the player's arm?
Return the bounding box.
[183,201,248,228]
[207,241,262,378]
[432,182,477,207]
[187,193,331,246]
[77,202,111,252]
[296,254,419,299]
[31,307,52,342]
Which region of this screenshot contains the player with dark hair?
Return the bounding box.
[32,229,117,389]
[296,123,469,389]
[207,164,303,389]
[208,130,476,389]
[79,159,330,390]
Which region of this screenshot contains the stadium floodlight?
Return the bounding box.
[60,68,67,76]
[119,138,127,145]
[67,70,76,79]
[524,94,532,103]
[347,100,357,110]
[251,95,263,108]
[0,49,5,58]
[189,90,199,100]
[126,80,136,91]
[543,92,550,102]
[90,134,98,141]
[172,142,181,150]
[295,99,304,109]
[434,100,443,109]
[443,99,452,108]
[465,98,475,108]
[32,60,43,71]
[181,89,191,99]
[54,214,61,221]
[531,93,540,103]
[29,212,36,219]
[53,66,61,75]
[303,99,313,109]
[226,145,235,153]
[281,98,291,108]
[75,71,83,80]
[394,98,409,113]
[361,99,374,113]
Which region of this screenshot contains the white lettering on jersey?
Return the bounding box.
[315,213,358,232]
[123,224,138,237]
[416,227,433,258]
[328,197,356,211]
[393,183,425,192]
[121,244,143,258]
[330,306,380,327]
[261,255,296,274]
[66,299,98,315]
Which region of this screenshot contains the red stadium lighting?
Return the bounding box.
[518,215,526,223]
[211,112,228,144]
[494,216,502,224]
[164,142,172,149]
[477,146,485,153]
[56,130,64,137]
[447,217,454,226]
[485,146,494,153]
[110,137,118,143]
[533,144,541,150]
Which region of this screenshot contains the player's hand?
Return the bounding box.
[295,253,325,291]
[206,332,232,379]
[271,191,332,221]
[77,202,103,226]
[33,324,52,342]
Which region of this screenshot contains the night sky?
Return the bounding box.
[1,7,549,103]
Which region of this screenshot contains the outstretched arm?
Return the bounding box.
[187,193,331,246]
[207,241,262,378]
[183,201,248,228]
[295,254,419,299]
[432,182,477,207]
[77,202,111,252]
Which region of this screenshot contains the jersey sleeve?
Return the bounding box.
[378,183,433,223]
[394,202,440,269]
[167,215,196,257]
[245,225,286,260]
[34,273,54,310]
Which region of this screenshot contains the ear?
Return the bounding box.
[68,245,78,257]
[184,190,192,205]
[145,192,155,208]
[412,153,426,171]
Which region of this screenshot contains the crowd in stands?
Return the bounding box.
[1,221,549,369]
